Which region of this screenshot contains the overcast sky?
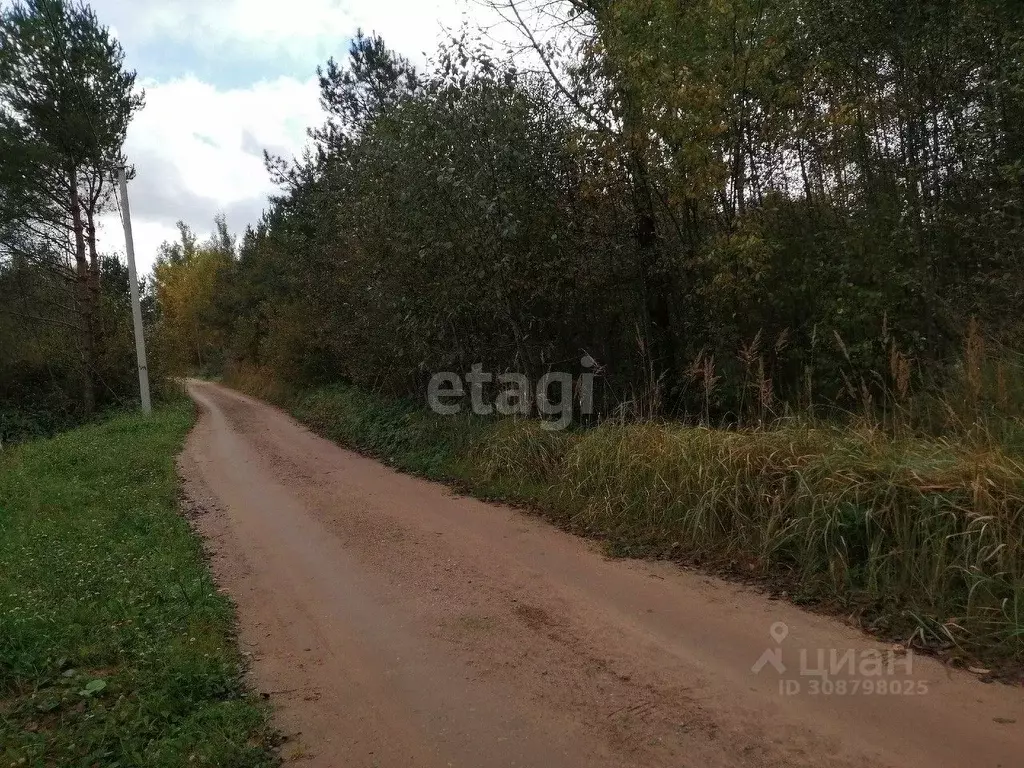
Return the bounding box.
[89,0,490,273]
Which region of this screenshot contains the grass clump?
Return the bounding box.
[248,378,1024,666]
[291,385,490,480]
[540,423,1024,656]
[0,406,277,767]
[494,422,1024,662]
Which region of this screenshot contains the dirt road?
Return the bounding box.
[179,380,1022,767]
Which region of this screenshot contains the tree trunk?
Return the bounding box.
[631,155,677,409]
[85,206,104,362]
[86,206,100,292]
[70,168,96,414]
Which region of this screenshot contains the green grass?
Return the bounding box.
[291,386,489,480]
[269,382,1024,667]
[0,405,277,767]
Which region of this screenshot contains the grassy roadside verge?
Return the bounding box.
[0,405,278,767]
[231,370,1024,670]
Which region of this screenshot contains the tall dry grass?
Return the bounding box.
[471,419,1024,658]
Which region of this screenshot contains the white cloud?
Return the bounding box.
[133,75,319,203]
[143,0,354,63]
[349,0,478,63]
[92,0,515,274]
[98,75,324,273]
[95,0,483,69]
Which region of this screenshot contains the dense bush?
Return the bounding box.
[160,2,1024,423]
[0,256,158,442]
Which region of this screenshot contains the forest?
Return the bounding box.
[153,0,1024,432]
[6,0,1024,433]
[0,0,148,439]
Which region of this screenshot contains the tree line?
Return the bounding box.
[0,0,144,438]
[143,2,1024,424]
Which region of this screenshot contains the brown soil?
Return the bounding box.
[179,379,1023,768]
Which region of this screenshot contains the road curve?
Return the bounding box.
[179,379,1022,768]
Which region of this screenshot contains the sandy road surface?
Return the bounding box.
[179,380,1022,767]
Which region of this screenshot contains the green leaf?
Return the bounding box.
[80,679,107,696]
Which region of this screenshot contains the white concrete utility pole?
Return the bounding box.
[117,165,152,415]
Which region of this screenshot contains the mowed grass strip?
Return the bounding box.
[0,405,277,767]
